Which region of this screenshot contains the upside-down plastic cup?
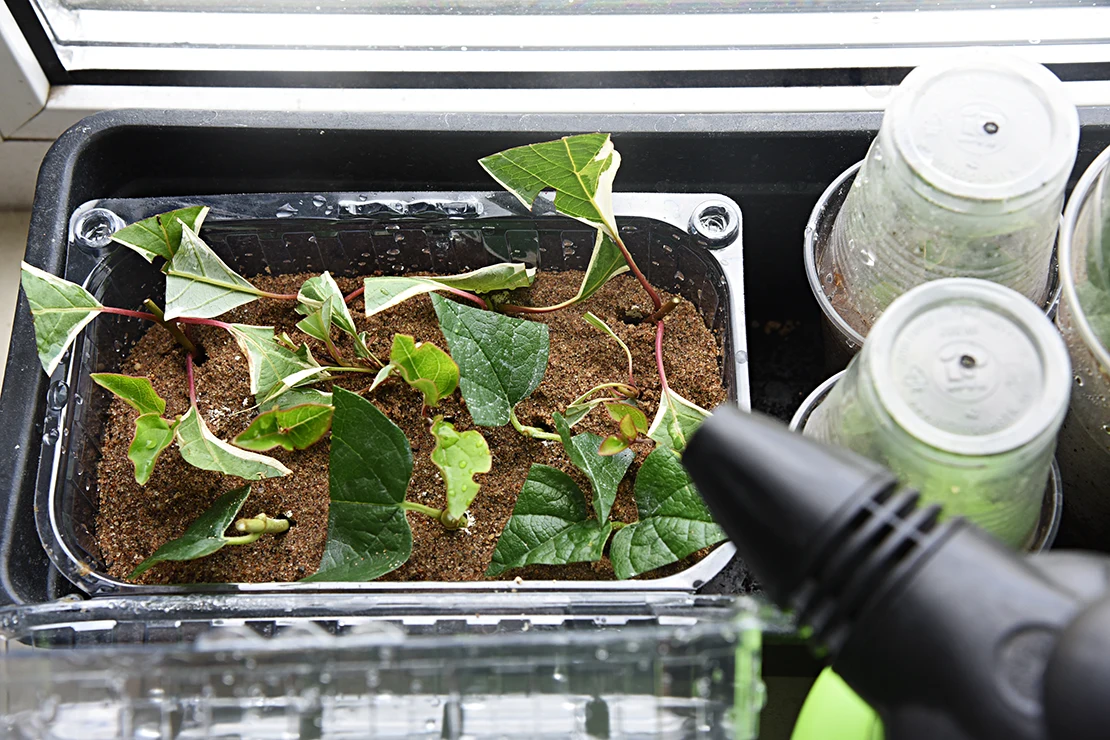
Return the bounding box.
[796,278,1071,549]
[1055,144,1110,549]
[806,53,1078,370]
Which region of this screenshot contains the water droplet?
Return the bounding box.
[47,382,68,410]
[459,460,468,469]
[860,249,876,267]
[662,244,673,253]
[42,429,59,445]
[552,671,566,682]
[145,439,156,449]
[595,647,609,660]
[563,246,576,257]
[276,203,297,218]
[358,194,368,201]
[675,270,685,281]
[425,719,436,731]
[312,195,326,208]
[222,672,235,686]
[1102,424,1110,436]
[1076,375,1085,387]
[386,248,401,256]
[1029,38,1041,44]
[735,350,748,364]
[74,394,83,405]
[308,235,318,244]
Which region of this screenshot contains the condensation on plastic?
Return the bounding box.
[0,593,769,739]
[1055,145,1110,548]
[37,191,748,597]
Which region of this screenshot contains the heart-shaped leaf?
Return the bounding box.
[110,206,209,262]
[361,263,535,318]
[553,412,632,522]
[229,324,328,405]
[390,334,458,407]
[486,464,612,577]
[233,403,334,452]
[304,387,413,582]
[175,406,291,479]
[609,448,727,580]
[91,373,166,417]
[297,272,358,337]
[130,486,251,578]
[164,225,264,320]
[430,416,491,522]
[648,388,712,455]
[129,414,178,485]
[431,294,549,426]
[21,262,104,376]
[479,133,621,234]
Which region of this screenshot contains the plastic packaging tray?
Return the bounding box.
[36,191,747,596]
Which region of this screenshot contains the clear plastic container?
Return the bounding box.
[806,53,1076,368]
[796,278,1070,549]
[0,592,769,739]
[1055,144,1110,549]
[38,191,747,596]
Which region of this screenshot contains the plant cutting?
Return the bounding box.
[23,133,729,584]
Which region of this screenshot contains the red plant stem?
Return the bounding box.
[99,306,233,332]
[178,316,234,331]
[612,232,663,312]
[655,320,669,394]
[344,285,365,304]
[99,307,158,321]
[186,351,197,407]
[439,286,488,310]
[258,290,300,301]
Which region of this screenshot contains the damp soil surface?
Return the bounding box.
[96,272,727,584]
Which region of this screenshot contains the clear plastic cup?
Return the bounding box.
[807,53,1077,368]
[798,278,1071,549]
[1055,144,1110,549]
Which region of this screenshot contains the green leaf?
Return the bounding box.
[431,293,549,427]
[584,308,633,375]
[175,406,291,479]
[361,263,535,319]
[486,464,612,577]
[129,486,251,578]
[479,134,622,234]
[648,388,712,454]
[297,272,358,337]
[20,262,104,376]
[430,416,492,521]
[128,414,178,485]
[609,448,727,580]
[573,232,630,304]
[390,334,458,407]
[294,296,334,344]
[607,402,648,435]
[369,363,396,393]
[233,403,334,452]
[228,324,328,405]
[599,435,631,457]
[164,225,263,320]
[91,373,166,416]
[271,387,333,410]
[563,402,596,428]
[110,207,209,262]
[553,411,632,522]
[304,387,413,582]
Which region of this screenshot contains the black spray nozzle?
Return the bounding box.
[683,406,899,607]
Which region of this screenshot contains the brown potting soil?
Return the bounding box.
[95,271,727,584]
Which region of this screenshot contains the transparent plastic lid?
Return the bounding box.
[867,278,1070,456]
[885,53,1078,203]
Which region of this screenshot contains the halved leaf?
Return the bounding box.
[431,293,549,427]
[479,133,621,234]
[486,464,612,577]
[648,388,712,454]
[91,373,166,416]
[164,225,263,320]
[297,272,358,337]
[21,262,104,376]
[572,232,630,304]
[430,416,492,521]
[110,206,209,262]
[362,264,535,318]
[233,403,334,452]
[175,406,291,479]
[304,388,413,582]
[129,414,178,485]
[390,334,458,407]
[228,324,328,405]
[130,486,250,578]
[609,448,726,580]
[553,412,632,522]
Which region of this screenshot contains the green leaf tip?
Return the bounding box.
[20,262,104,376]
[609,448,727,580]
[390,334,459,407]
[296,272,359,337]
[129,414,178,485]
[233,403,334,452]
[305,387,413,582]
[431,293,549,427]
[479,133,621,235]
[110,206,209,262]
[430,416,491,522]
[91,373,166,416]
[486,464,610,577]
[129,485,251,579]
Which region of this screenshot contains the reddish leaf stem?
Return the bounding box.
[344,285,365,304]
[258,290,300,301]
[439,286,488,311]
[186,351,197,407]
[99,306,233,332]
[99,307,158,321]
[612,232,662,312]
[655,319,669,395]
